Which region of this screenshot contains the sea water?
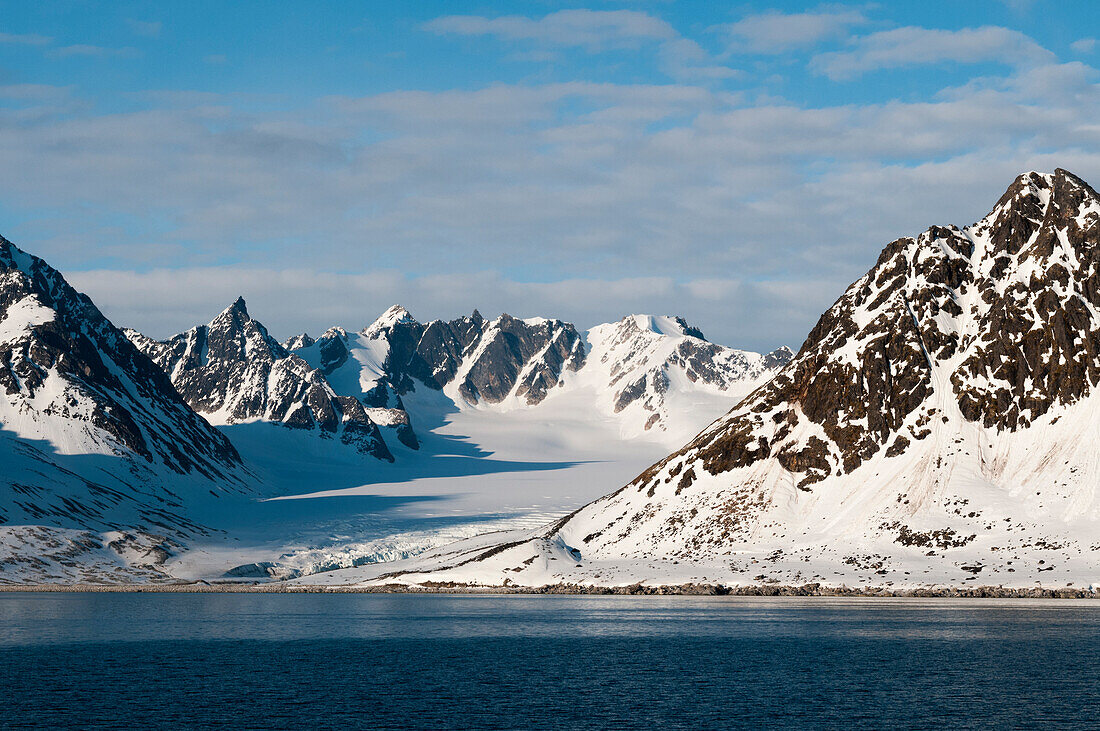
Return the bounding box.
[0,594,1097,729]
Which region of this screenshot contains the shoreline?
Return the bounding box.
[0,581,1096,598]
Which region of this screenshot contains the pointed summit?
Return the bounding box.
[977,167,1100,258]
[218,295,249,319]
[364,304,418,339]
[282,332,314,351]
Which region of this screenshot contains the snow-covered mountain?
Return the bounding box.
[313,169,1100,591]
[280,305,788,449]
[573,315,791,441]
[311,307,787,442]
[0,234,249,580]
[127,299,396,461]
[345,305,588,407]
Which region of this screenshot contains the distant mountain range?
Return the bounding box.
[0,231,788,582]
[307,169,1100,592]
[125,299,790,461]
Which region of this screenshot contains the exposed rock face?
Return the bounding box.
[365,306,487,394]
[681,169,1100,488]
[0,235,245,535]
[454,314,586,406]
[349,307,587,407]
[128,299,393,461]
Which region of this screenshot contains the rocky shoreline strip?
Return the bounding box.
[0,582,1096,598]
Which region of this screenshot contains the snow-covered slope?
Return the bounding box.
[565,315,791,442]
[309,169,1100,591]
[0,234,251,581]
[127,299,395,461]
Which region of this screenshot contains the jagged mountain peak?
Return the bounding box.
[209,295,251,329]
[282,332,314,351]
[201,298,287,364]
[965,167,1097,261]
[763,345,794,369]
[128,303,394,461]
[364,304,418,339]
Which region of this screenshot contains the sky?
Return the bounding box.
[1,0,1099,352]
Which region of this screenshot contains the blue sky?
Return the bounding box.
[1,1,1098,351]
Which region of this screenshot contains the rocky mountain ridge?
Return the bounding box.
[126,298,394,461]
[134,301,790,459]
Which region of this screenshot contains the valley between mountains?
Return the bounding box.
[3,169,1100,593]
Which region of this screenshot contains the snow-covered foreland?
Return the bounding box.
[289,169,1100,593]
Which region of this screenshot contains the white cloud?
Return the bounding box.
[125,19,162,38]
[722,8,869,54]
[423,9,676,51]
[812,26,1055,79]
[4,43,1100,351]
[1071,38,1097,55]
[0,83,72,101]
[0,31,52,46]
[423,9,733,82]
[659,39,740,81]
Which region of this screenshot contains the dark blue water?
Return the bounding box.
[1,594,1097,730]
